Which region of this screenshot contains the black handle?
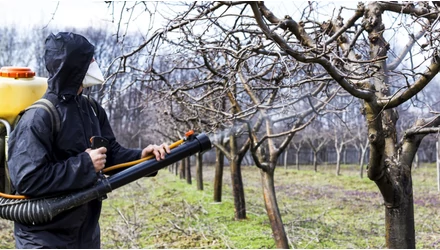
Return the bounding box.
[90,136,109,149]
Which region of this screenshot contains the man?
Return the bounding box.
[7,32,170,248]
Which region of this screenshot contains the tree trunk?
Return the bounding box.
[295,150,300,170]
[412,153,419,169]
[186,157,192,184]
[260,168,289,249]
[335,150,341,176]
[313,151,318,172]
[230,157,246,220]
[196,152,203,190]
[374,167,415,248]
[174,162,178,176]
[283,144,290,170]
[229,133,247,220]
[179,159,185,179]
[214,147,224,202]
[363,3,416,247]
[385,197,415,248]
[342,147,347,164]
[359,148,366,179]
[372,156,416,249]
[437,140,440,192]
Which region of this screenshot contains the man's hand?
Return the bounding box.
[142,143,171,161]
[86,147,107,172]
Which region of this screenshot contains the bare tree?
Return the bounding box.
[305,126,330,172]
[327,112,357,176]
[246,77,338,247]
[291,139,305,170]
[352,126,369,178]
[248,1,440,248]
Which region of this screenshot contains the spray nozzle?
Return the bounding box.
[184,130,195,141]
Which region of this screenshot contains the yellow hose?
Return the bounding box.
[102,138,184,174]
[0,193,27,199]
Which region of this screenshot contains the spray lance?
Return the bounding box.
[0,130,211,225]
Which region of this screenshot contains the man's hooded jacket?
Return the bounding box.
[7,32,142,248]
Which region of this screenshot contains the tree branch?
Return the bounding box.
[378,54,440,109]
[250,1,374,101]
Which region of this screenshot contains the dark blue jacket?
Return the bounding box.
[7,32,141,248]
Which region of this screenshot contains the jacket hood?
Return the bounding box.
[44,32,94,99]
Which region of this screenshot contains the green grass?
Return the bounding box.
[97,163,439,249]
[0,163,438,248]
[100,175,277,249]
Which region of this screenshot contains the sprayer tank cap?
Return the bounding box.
[0,67,36,78]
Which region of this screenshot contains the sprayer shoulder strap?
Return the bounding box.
[21,98,61,138]
[18,96,98,137]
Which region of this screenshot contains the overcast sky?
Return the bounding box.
[0,1,160,34]
[0,1,107,27]
[0,1,356,31]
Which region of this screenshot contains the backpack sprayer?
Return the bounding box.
[0,67,212,225]
[0,67,48,195]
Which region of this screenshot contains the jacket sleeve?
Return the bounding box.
[94,103,142,167]
[7,108,98,197]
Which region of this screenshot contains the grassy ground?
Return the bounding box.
[0,163,439,248]
[100,163,439,249]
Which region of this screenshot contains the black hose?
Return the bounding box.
[0,133,211,225]
[0,177,111,225]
